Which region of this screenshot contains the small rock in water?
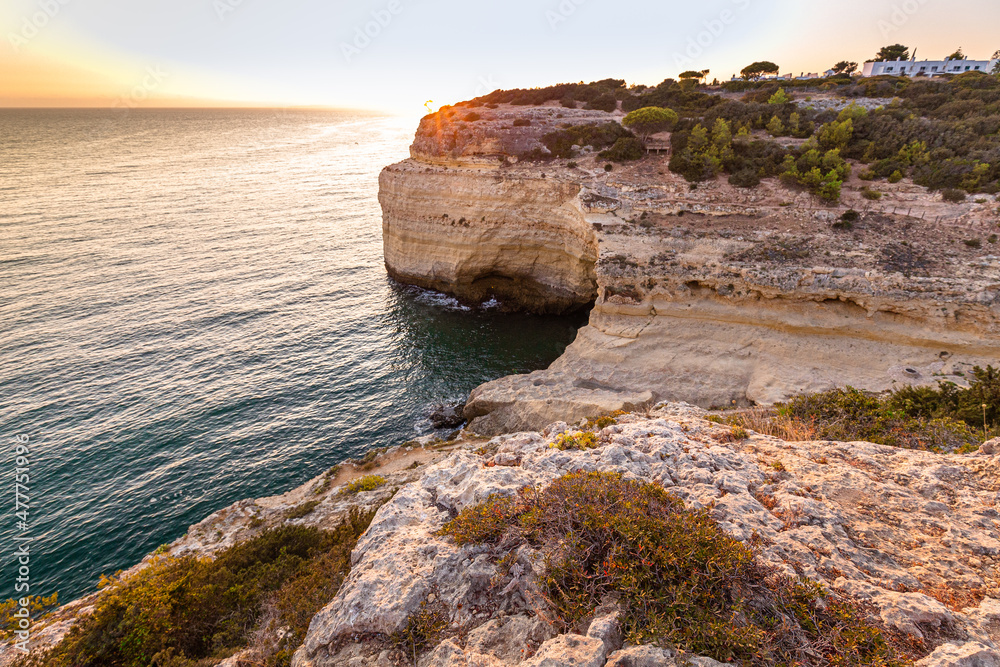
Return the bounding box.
[429,401,467,430]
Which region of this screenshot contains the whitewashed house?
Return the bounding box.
[863,55,998,78]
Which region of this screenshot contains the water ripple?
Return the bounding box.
[0,108,585,601]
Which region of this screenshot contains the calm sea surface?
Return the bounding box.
[0,109,584,601]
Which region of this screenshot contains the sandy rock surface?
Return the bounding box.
[293,404,1000,666]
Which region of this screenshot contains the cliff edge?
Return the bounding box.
[380,102,1000,434]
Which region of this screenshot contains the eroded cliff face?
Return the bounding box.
[380,162,598,314]
[382,103,1000,435]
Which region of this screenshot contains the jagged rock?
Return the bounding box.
[520,634,607,667]
[679,658,736,667]
[982,438,1000,456]
[465,614,555,664]
[915,642,1000,667]
[420,639,471,667]
[430,402,467,429]
[586,611,623,654]
[294,407,1000,665]
[605,645,677,666]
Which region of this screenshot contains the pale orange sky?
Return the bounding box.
[2,0,998,112]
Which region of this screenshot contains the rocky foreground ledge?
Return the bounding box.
[15,404,999,667]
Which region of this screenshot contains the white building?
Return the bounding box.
[863,56,998,78]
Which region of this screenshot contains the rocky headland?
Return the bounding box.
[10,84,1000,667]
[381,101,1000,435]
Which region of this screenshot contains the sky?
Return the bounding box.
[2,0,998,114]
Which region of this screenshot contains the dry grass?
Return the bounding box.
[721,407,818,441]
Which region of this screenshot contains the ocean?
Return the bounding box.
[0,108,584,601]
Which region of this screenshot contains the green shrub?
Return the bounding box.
[28,513,375,667]
[888,170,904,183]
[965,238,982,248]
[586,93,618,112]
[343,475,387,495]
[551,431,599,450]
[599,137,645,162]
[391,601,449,664]
[583,412,623,430]
[285,500,320,520]
[439,473,908,667]
[781,377,996,451]
[729,168,761,188]
[1,595,59,640]
[862,187,883,200]
[766,115,785,137]
[767,88,791,105]
[540,122,632,159]
[622,106,678,141]
[943,188,967,202]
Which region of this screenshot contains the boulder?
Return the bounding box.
[520,634,607,667]
[605,645,677,666]
[915,642,1000,667]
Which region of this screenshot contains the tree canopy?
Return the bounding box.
[678,70,710,81]
[831,61,859,75]
[740,61,780,81]
[768,88,791,105]
[622,106,679,142]
[875,44,909,62]
[946,47,966,61]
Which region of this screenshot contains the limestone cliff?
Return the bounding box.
[380,163,597,314]
[381,103,1000,434]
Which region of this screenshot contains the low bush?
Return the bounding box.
[942,188,967,202]
[539,122,633,159]
[551,431,598,450]
[439,472,910,667]
[25,512,376,667]
[343,475,387,495]
[1,595,59,639]
[585,93,618,112]
[780,372,1000,452]
[598,137,645,162]
[862,187,883,200]
[729,168,761,188]
[285,500,320,520]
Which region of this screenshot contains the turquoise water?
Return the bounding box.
[0,109,584,601]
